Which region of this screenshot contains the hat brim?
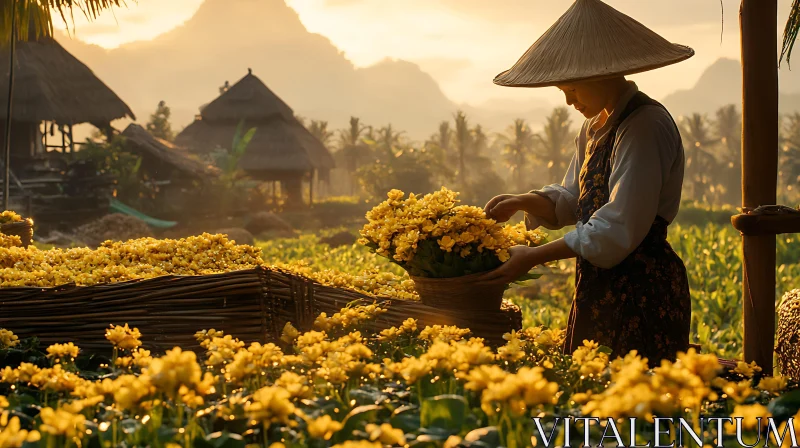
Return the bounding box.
[493,44,695,88]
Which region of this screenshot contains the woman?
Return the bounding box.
[476,0,694,367]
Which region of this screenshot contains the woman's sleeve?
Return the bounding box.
[562,108,678,269]
[524,136,581,231]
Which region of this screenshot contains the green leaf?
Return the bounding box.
[464,426,501,445]
[199,431,246,448]
[391,405,421,433]
[769,389,800,423]
[349,387,388,406]
[335,405,382,443]
[420,394,467,434]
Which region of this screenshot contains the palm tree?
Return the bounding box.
[453,110,471,190]
[714,105,742,204]
[428,121,452,153]
[308,120,333,147]
[534,107,574,185]
[679,113,720,201]
[780,0,800,65]
[336,117,371,195]
[499,119,536,192]
[472,125,488,157]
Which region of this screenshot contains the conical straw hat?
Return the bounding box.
[494,0,694,88]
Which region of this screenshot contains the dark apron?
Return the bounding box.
[562,92,691,368]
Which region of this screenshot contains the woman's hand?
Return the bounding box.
[484,194,525,223]
[474,239,578,286]
[474,246,542,286]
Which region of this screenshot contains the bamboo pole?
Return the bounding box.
[2,3,17,211]
[740,0,779,375]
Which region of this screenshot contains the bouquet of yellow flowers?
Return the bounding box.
[358,188,546,280]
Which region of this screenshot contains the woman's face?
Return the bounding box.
[557,81,607,119]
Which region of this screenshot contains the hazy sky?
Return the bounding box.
[53,0,798,106]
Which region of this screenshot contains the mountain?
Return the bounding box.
[55,0,458,140]
[662,58,800,117]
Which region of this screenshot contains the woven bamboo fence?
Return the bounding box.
[0,267,521,353]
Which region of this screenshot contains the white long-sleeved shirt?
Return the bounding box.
[525,81,685,269]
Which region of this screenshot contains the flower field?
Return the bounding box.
[2,212,800,447]
[261,222,800,362]
[1,303,800,448]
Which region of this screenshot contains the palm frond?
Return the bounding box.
[781,0,800,66]
[1,1,131,45]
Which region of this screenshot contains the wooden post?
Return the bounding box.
[68,124,74,154]
[309,169,315,206]
[740,0,779,374]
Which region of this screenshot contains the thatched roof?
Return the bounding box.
[200,70,294,122]
[175,70,335,173]
[176,118,335,172]
[121,124,220,180]
[0,37,135,124]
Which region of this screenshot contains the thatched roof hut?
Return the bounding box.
[0,37,135,125]
[120,124,220,182]
[175,71,335,180]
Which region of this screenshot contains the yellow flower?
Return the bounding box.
[132,348,153,368]
[46,343,80,361]
[115,356,134,369]
[306,415,343,440]
[712,378,758,403]
[675,348,721,382]
[757,376,788,394]
[0,414,41,447]
[275,372,312,400]
[105,324,142,350]
[0,329,19,349]
[281,322,300,344]
[496,334,527,363]
[724,404,771,432]
[296,331,327,349]
[366,423,406,445]
[733,360,763,378]
[245,386,295,425]
[459,365,509,391]
[438,235,456,252]
[38,407,86,438]
[145,347,203,399]
[330,442,382,448]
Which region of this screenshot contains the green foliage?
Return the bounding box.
[355,146,449,200]
[146,100,175,142]
[75,135,155,209]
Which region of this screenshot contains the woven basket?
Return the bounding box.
[409,272,506,311]
[777,289,800,378]
[0,218,33,248]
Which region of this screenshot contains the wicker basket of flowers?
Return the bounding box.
[0,211,33,248]
[358,188,546,311]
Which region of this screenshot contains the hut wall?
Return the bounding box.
[0,121,37,165]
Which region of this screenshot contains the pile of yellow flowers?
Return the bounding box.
[0,304,796,448]
[0,233,263,287]
[0,232,419,301]
[270,261,419,300]
[0,211,22,225]
[0,233,20,249]
[359,188,546,278]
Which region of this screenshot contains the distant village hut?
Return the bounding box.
[120,124,221,216]
[0,34,135,226]
[175,69,334,205]
[0,35,135,170]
